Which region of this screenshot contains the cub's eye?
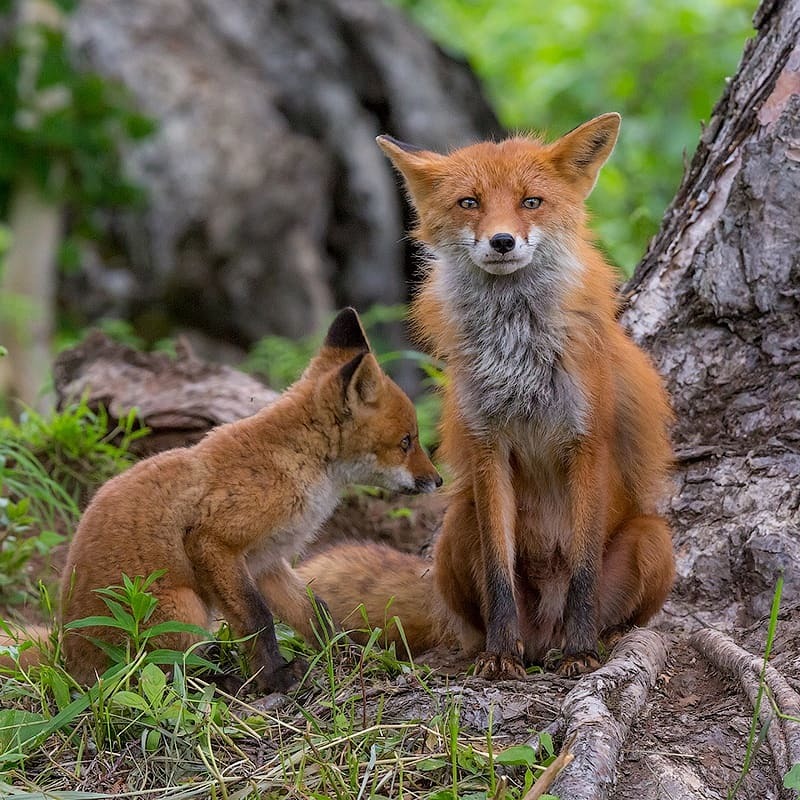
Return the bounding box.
[458,197,480,209]
[400,434,412,453]
[522,197,543,209]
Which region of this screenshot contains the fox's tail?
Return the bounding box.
[0,624,51,673]
[297,542,454,656]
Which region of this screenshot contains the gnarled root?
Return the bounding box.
[690,627,800,795]
[531,628,668,800]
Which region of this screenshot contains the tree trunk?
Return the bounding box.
[0,175,61,410]
[622,0,800,624]
[0,1,65,410]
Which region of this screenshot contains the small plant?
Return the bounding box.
[0,494,62,604]
[64,571,213,677]
[728,574,784,799]
[5,396,148,501]
[0,398,146,603]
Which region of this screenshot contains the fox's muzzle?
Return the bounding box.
[413,474,443,494]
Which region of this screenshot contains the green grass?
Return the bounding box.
[0,397,146,605]
[728,574,786,800]
[0,583,555,799]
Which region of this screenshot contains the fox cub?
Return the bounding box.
[301,114,674,678]
[60,308,441,690]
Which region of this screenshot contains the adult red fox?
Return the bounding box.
[300,114,675,678]
[2,309,441,690]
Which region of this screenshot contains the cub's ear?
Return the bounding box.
[340,352,382,409]
[548,113,620,199]
[324,307,370,352]
[306,307,370,380]
[377,135,446,202]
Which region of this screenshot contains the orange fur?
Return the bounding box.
[13,309,440,689]
[301,116,675,677]
[0,625,51,673]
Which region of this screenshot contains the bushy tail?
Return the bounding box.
[297,542,453,656]
[0,624,51,673]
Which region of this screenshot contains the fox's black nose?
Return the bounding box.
[489,233,515,254]
[415,473,443,493]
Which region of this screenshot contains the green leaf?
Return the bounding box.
[784,763,800,790]
[142,620,210,639]
[110,690,151,712]
[139,662,167,705]
[144,728,162,752]
[496,744,538,767]
[537,730,555,758]
[64,615,129,631]
[0,709,49,758]
[416,757,449,771]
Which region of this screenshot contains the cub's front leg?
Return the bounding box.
[471,444,526,680]
[186,534,303,693]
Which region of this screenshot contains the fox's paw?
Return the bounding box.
[556,651,601,677]
[599,624,629,654]
[254,656,309,694]
[474,651,527,681]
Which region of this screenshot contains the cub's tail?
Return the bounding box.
[297,542,453,656]
[0,624,51,673]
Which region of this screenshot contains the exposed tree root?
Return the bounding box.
[690,627,800,795]
[531,628,669,800]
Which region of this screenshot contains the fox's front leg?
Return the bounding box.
[186,536,303,693]
[560,446,607,677]
[256,558,335,645]
[472,443,526,680]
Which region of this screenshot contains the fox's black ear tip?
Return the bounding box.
[324,307,369,350]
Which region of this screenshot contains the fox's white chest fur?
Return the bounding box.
[433,240,589,441]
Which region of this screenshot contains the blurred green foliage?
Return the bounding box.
[0,396,146,603]
[0,0,153,242]
[390,0,755,272]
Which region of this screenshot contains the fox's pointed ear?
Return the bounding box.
[324,307,370,352]
[305,308,370,381]
[340,352,382,408]
[377,135,446,200]
[548,113,620,198]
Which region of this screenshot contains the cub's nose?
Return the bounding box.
[489,233,515,254]
[415,473,443,493]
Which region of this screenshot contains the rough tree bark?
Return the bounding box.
[622,0,800,624]
[61,0,501,352]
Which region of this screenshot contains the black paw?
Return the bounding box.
[253,656,309,694]
[556,651,601,677]
[474,651,527,680]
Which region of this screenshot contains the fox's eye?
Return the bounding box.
[400,434,412,453]
[522,197,543,209]
[458,197,479,209]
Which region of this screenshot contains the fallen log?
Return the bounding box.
[53,330,278,455]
